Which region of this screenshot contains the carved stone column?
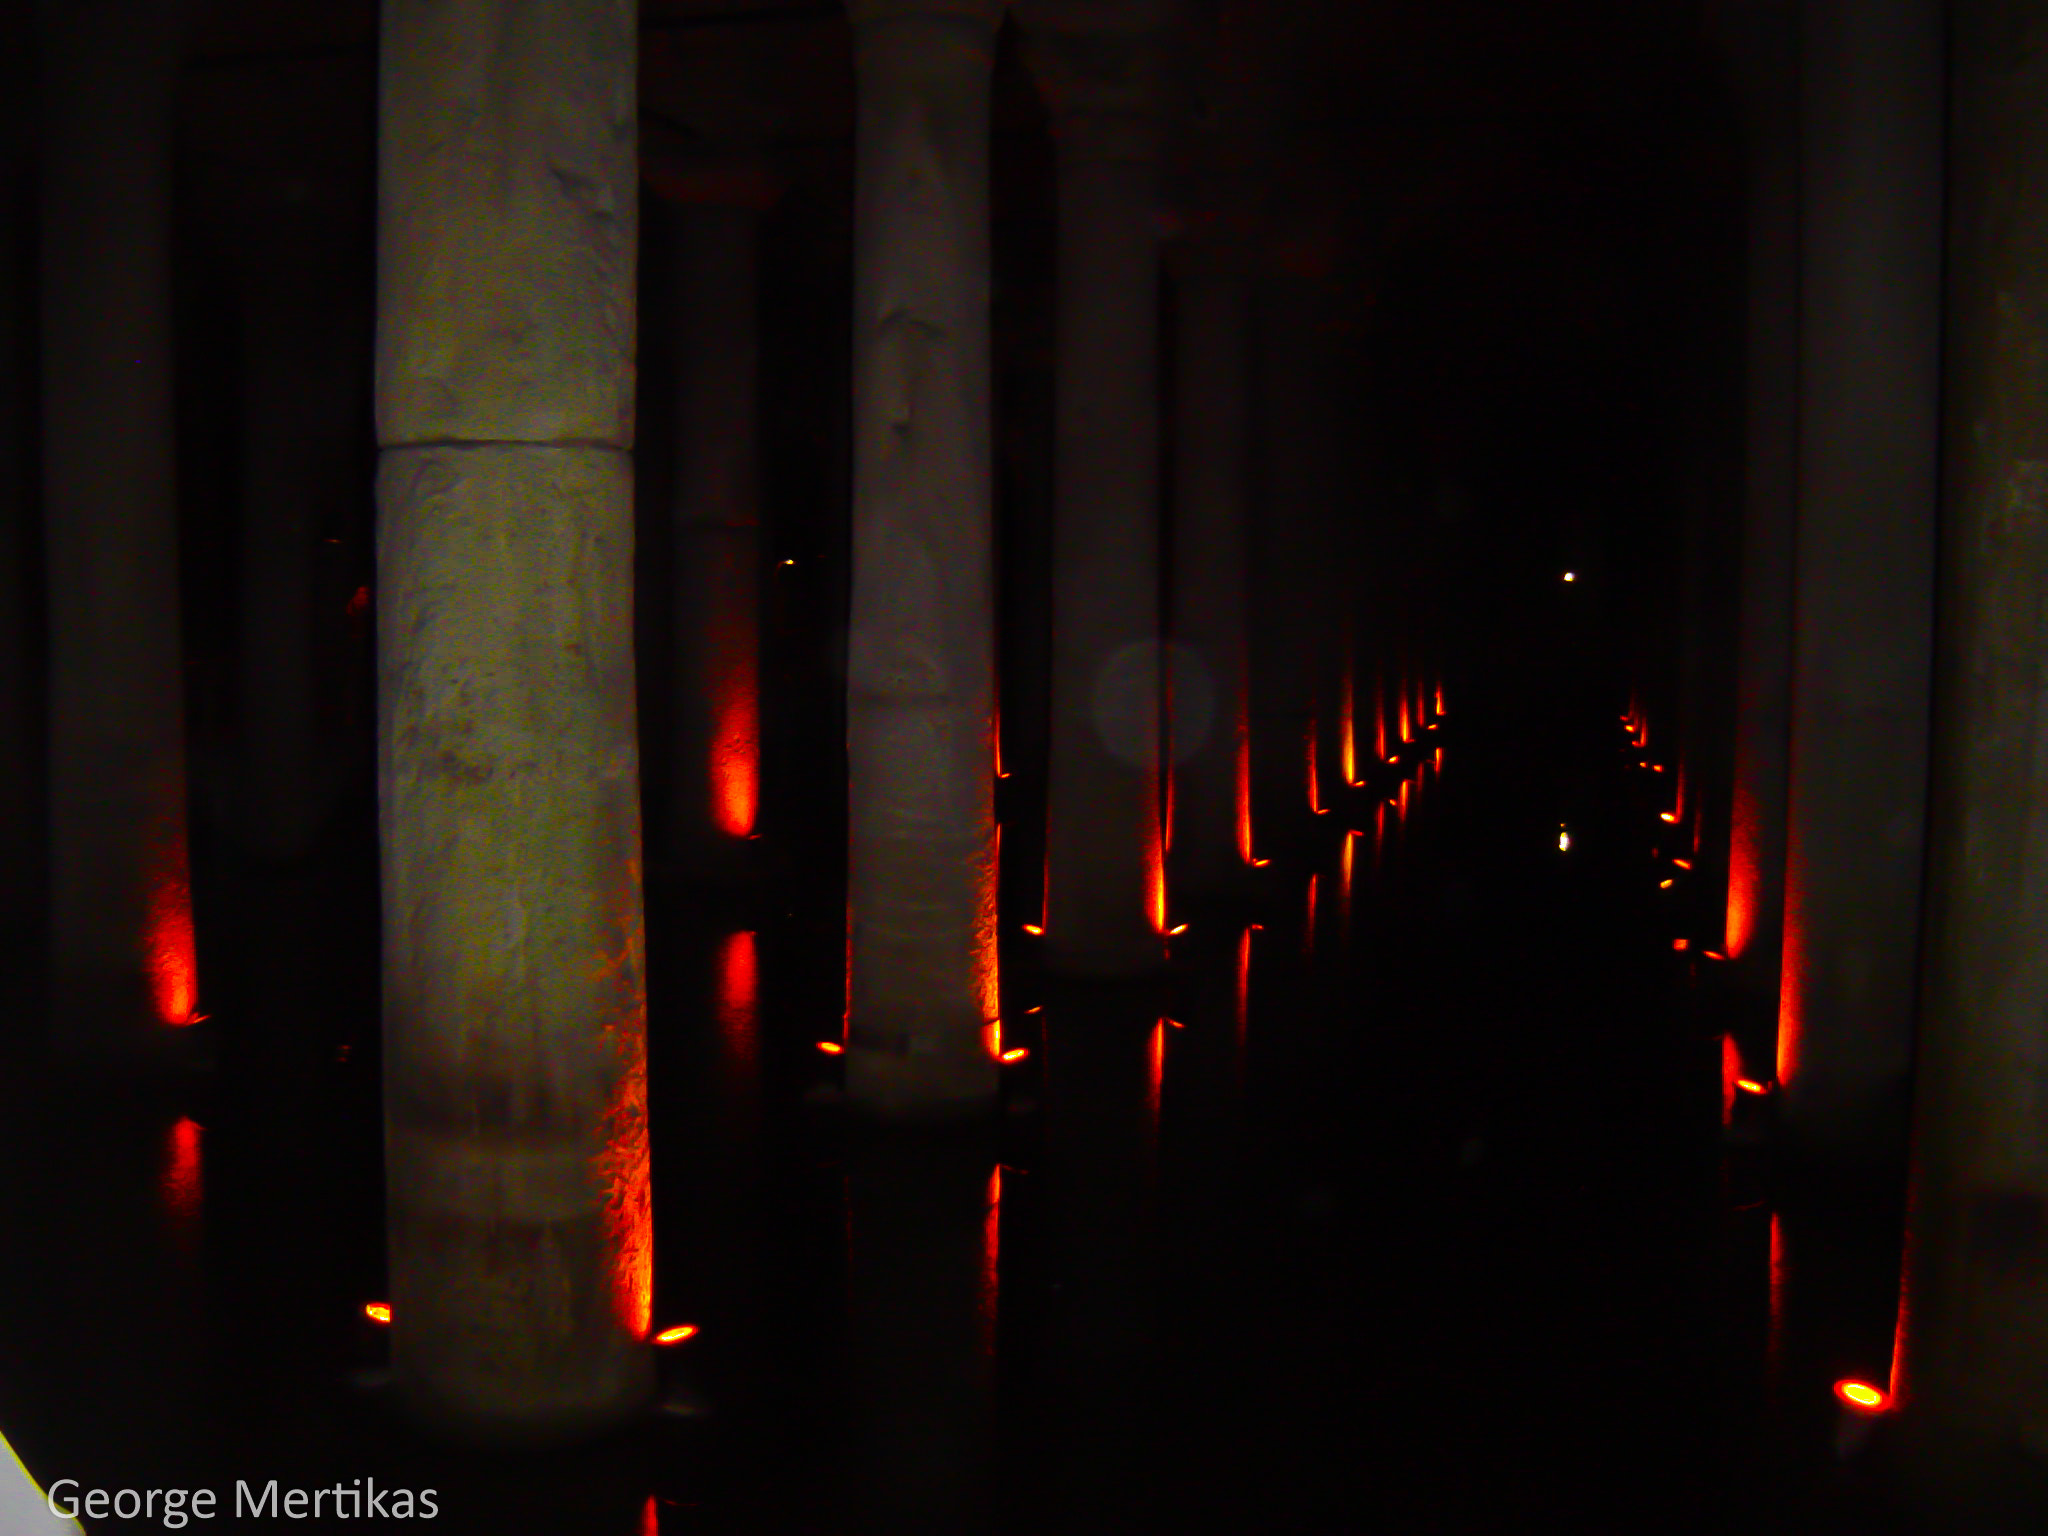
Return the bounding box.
[843,0,1005,1115]
[375,0,652,1438]
[35,0,198,1051]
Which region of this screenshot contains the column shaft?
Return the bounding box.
[36,0,197,1047]
[1042,119,1165,973]
[375,0,651,1438]
[1167,246,1251,899]
[1777,0,1943,1159]
[663,201,764,873]
[844,0,1004,1114]
[1897,3,2048,1512]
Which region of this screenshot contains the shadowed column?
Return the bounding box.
[1025,0,1169,976]
[843,0,1004,1117]
[1166,233,1252,904]
[1895,6,2048,1521]
[36,0,198,1051]
[648,167,777,881]
[375,0,652,1439]
[1776,0,1942,1164]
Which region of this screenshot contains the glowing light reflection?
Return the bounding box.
[715,931,758,1072]
[653,1324,698,1345]
[1835,1380,1889,1413]
[365,1302,392,1325]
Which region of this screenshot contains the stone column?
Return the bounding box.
[375,0,651,1439]
[1775,0,1942,1162]
[843,0,1004,1116]
[1706,0,1800,1065]
[648,160,779,881]
[1895,5,2048,1515]
[1166,231,1252,904]
[36,0,198,1051]
[1025,1,1169,975]
[233,205,361,867]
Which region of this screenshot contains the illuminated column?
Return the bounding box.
[1895,5,2048,1508]
[35,0,198,1049]
[1025,1,1169,975]
[1775,0,1941,1163]
[375,0,652,1437]
[644,155,782,880]
[1706,0,1800,1062]
[1166,232,1252,900]
[843,0,1004,1115]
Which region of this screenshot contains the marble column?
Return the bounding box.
[1895,5,2048,1517]
[1166,232,1253,903]
[843,0,1004,1116]
[1775,0,1942,1163]
[375,0,651,1438]
[1026,1,1169,975]
[1706,0,1800,1063]
[36,0,198,1051]
[649,166,778,881]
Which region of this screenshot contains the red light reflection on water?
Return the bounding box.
[715,931,758,1072]
[160,1117,202,1254]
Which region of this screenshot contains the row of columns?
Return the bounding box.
[1710,0,2048,1511]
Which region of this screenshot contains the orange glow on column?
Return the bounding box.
[146,844,200,1024]
[1340,663,1357,785]
[1776,923,1804,1088]
[1434,681,1444,718]
[1398,679,1412,745]
[1304,873,1319,957]
[1721,1035,1741,1125]
[1374,666,1388,761]
[715,931,758,1071]
[1147,1016,1166,1125]
[599,1004,654,1341]
[642,1495,660,1536]
[979,1165,1002,1356]
[1235,699,1255,865]
[709,646,759,839]
[1767,1212,1787,1379]
[1235,924,1251,1038]
[1147,806,1168,937]
[1726,786,1760,960]
[1340,830,1355,940]
[1305,720,1321,816]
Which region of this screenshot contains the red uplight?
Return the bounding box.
[653,1324,698,1345]
[1659,878,1675,889]
[364,1303,392,1325]
[1021,923,1044,936]
[1252,858,1272,868]
[1660,812,1680,824]
[1736,1078,1773,1096]
[1000,1047,1029,1063]
[1835,1380,1889,1413]
[1672,938,1690,951]
[1671,859,1691,870]
[817,1041,844,1055]
[1702,951,1727,961]
[1167,923,1189,936]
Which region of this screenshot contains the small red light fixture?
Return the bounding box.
[1251,858,1272,868]
[817,1041,844,1055]
[1702,950,1727,962]
[1659,878,1675,889]
[1835,1380,1889,1413]
[1671,858,1691,870]
[1660,812,1680,824]
[1673,938,1690,951]
[653,1324,698,1345]
[1165,1017,1185,1030]
[364,1303,392,1325]
[1021,923,1043,936]
[1000,1047,1029,1063]
[1167,923,1189,937]
[1735,1077,1773,1096]
[1024,1005,1043,1014]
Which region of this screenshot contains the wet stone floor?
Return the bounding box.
[0,664,1920,1534]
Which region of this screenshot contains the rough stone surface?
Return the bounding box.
[845,0,1002,1113]
[376,442,651,1432]
[1898,5,2048,1512]
[377,0,637,447]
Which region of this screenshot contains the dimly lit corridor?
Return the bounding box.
[2,2,2046,1533]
